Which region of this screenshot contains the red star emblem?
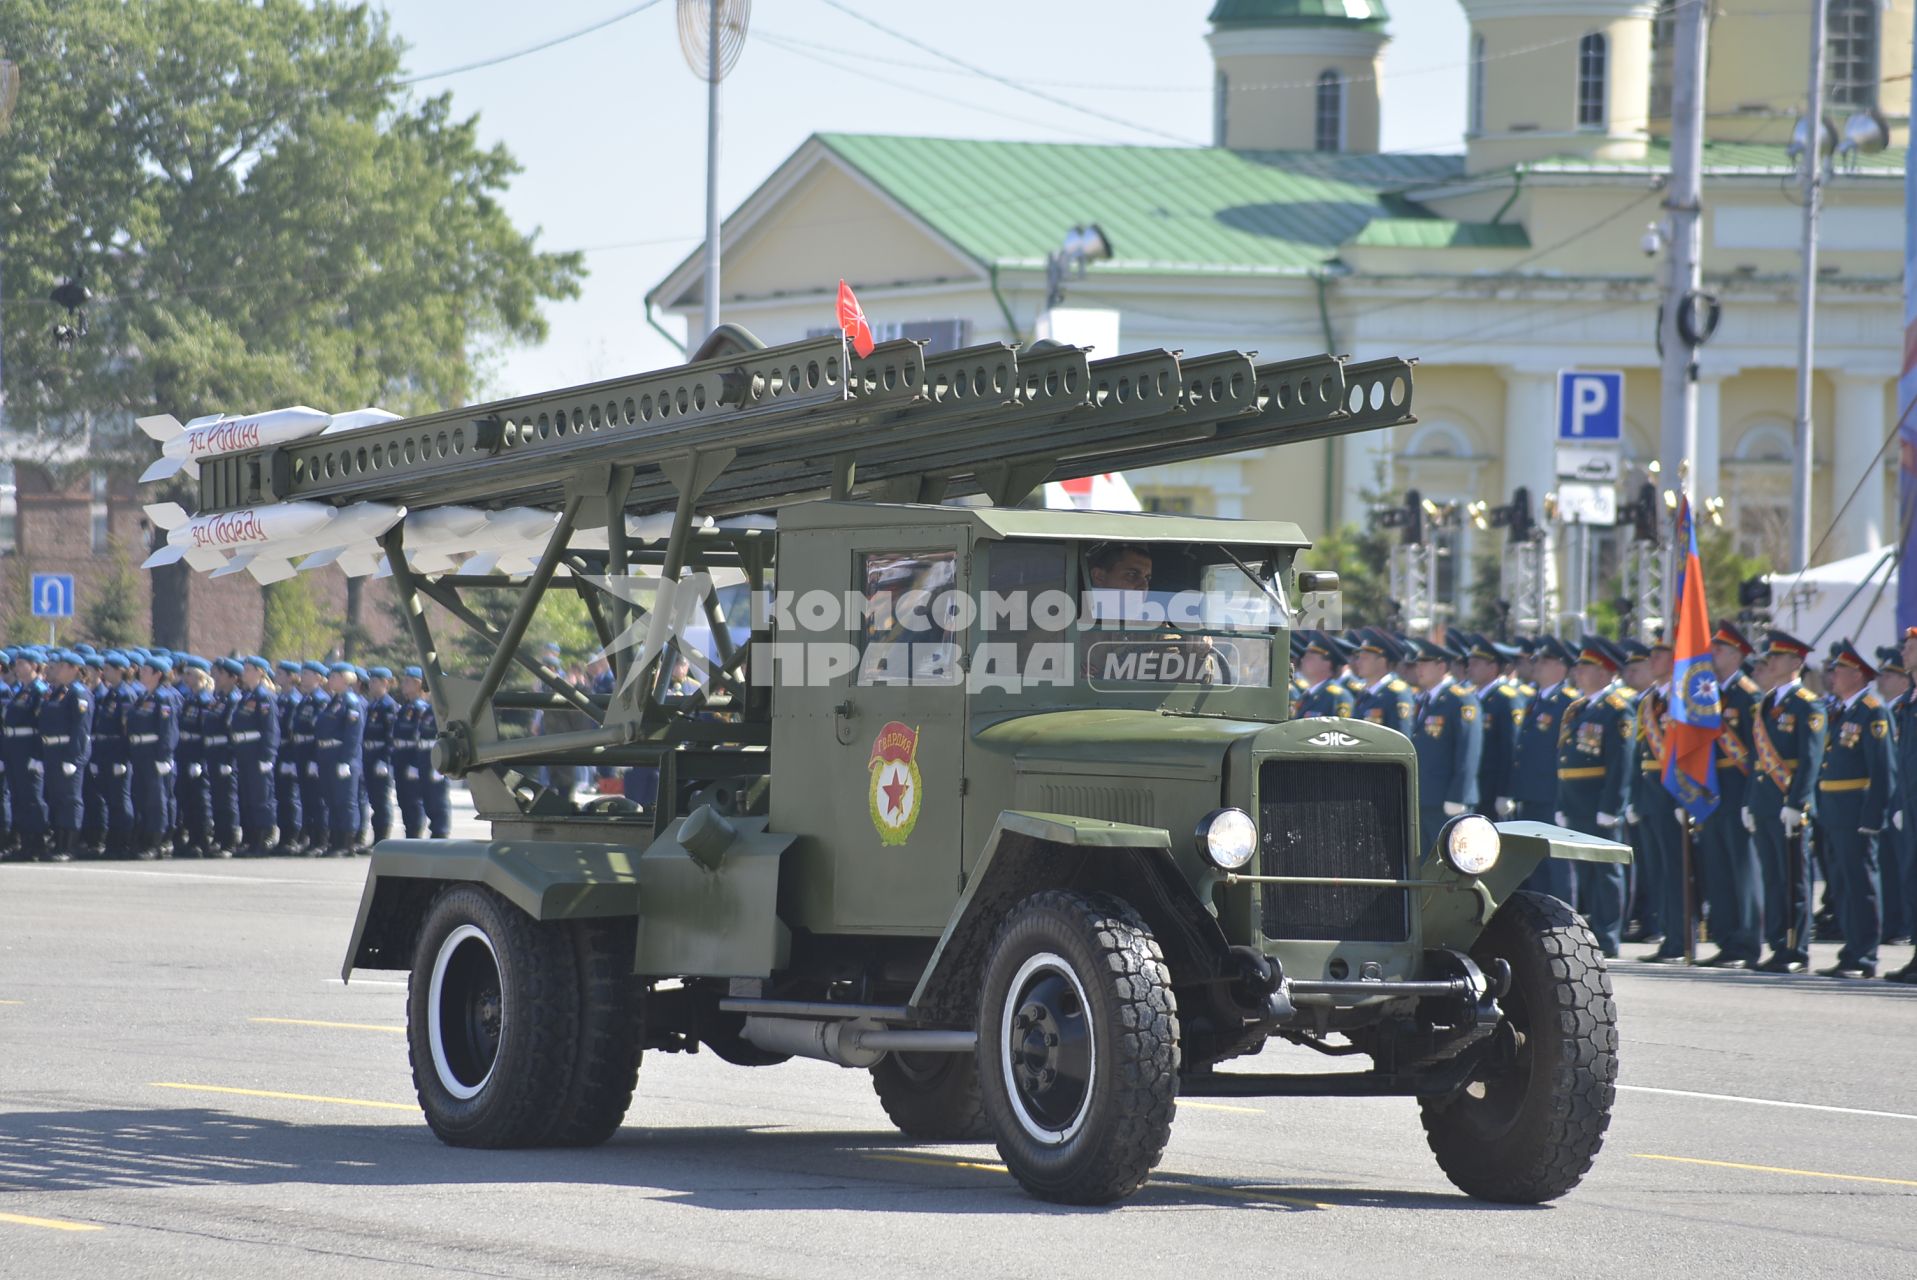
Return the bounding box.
[882,770,909,817]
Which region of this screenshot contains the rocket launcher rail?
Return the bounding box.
[191,333,1416,519]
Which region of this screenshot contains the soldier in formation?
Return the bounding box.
[0,644,454,863]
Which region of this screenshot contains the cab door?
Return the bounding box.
[770,524,968,935]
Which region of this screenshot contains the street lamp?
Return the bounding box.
[1044,224,1113,310]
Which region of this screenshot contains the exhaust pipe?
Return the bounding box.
[740,1017,976,1067]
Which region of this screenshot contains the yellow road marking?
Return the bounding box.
[250,1017,404,1034]
[860,1152,1327,1209]
[1178,1101,1264,1114]
[150,1082,415,1112]
[0,1212,103,1233]
[1636,1154,1917,1188]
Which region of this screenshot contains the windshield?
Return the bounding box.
[1083,544,1290,633]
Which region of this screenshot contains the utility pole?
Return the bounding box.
[1657,0,1710,523]
[701,0,722,341]
[1789,0,1831,572]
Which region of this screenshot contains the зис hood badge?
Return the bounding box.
[1306,730,1362,747]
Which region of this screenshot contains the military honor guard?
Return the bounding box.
[87,652,136,858]
[1634,636,1692,959]
[1744,631,1824,972]
[204,657,244,857]
[362,666,399,848]
[314,663,366,857]
[1679,622,1762,969]
[229,656,281,857]
[1461,633,1526,819]
[37,650,94,864]
[1874,646,1914,950]
[290,660,332,852]
[1555,636,1634,957]
[175,657,215,857]
[394,666,450,839]
[1816,641,1894,978]
[272,659,305,854]
[4,649,49,860]
[1350,629,1416,734]
[1888,628,1917,983]
[1407,635,1483,853]
[1513,636,1579,903]
[125,655,180,859]
[1293,632,1357,719]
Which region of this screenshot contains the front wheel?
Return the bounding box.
[1419,890,1618,1202]
[976,890,1179,1205]
[407,885,580,1147]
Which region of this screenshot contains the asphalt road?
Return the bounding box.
[2,820,1914,1277]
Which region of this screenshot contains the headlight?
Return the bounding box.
[1441,813,1501,877]
[1195,807,1258,871]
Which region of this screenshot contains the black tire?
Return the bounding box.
[976,889,1179,1205]
[1419,890,1618,1203]
[870,1052,990,1141]
[533,919,644,1147]
[407,884,580,1148]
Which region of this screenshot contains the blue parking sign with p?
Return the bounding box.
[1557,370,1623,443]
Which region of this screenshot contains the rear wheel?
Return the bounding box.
[407,885,579,1148]
[870,1052,989,1141]
[976,890,1178,1205]
[1420,890,1618,1202]
[534,919,644,1147]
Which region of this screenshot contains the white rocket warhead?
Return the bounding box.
[139,405,340,484]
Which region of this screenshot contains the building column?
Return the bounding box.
[1830,372,1890,560]
[1692,374,1724,501]
[1499,366,1557,512]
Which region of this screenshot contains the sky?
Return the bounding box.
[377,0,1470,399]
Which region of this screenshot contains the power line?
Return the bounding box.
[810,0,1204,147]
[394,0,668,87]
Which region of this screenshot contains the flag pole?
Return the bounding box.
[1680,817,1696,965]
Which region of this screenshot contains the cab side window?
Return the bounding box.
[858,549,960,686]
[985,540,1068,666]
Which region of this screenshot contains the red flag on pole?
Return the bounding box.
[1662,495,1722,822]
[837,279,875,358]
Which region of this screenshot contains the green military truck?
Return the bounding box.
[174,327,1627,1205]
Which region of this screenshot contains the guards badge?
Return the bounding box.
[867,721,923,846]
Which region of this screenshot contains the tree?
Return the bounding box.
[81,537,143,646]
[0,0,583,469]
[1296,522,1391,630]
[261,577,335,660]
[5,553,40,644]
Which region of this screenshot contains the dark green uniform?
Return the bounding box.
[1750,679,1823,967]
[1819,687,1894,974]
[1294,677,1356,719]
[1558,681,1633,955]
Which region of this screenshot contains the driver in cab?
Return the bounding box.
[1084,542,1228,686]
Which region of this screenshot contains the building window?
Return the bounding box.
[1648,1,1675,118]
[89,470,109,554]
[1828,0,1878,109]
[1469,34,1487,134]
[0,463,15,556]
[1314,70,1345,153]
[1214,70,1229,147]
[1577,33,1607,127]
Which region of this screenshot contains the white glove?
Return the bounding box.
[87,763,98,776]
[27,759,42,774]
[1781,806,1803,830]
[280,763,296,775]
[187,763,203,779]
[1596,812,1619,828]
[218,764,233,777]
[1443,801,1466,817]
[259,761,272,773]
[156,761,173,776]
[1896,811,1906,831]
[1741,808,1755,833]
[1554,810,1569,827]
[337,763,351,779]
[1862,826,1882,837]
[305,763,318,777]
[1495,797,1516,818]
[60,761,75,776]
[404,767,419,781]
[113,763,128,777]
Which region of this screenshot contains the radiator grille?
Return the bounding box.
[1257,759,1410,942]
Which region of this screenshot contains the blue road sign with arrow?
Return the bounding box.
[31,573,74,618]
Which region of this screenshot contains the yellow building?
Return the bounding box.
[652,0,1911,613]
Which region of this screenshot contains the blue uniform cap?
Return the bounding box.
[243,655,271,672]
[183,656,211,673]
[215,656,244,676]
[144,654,174,673]
[277,659,300,674]
[103,652,129,669]
[59,648,85,665]
[402,665,424,680]
[327,661,354,676]
[302,660,328,675]
[368,666,393,681]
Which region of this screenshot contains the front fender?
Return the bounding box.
[908,810,1228,1024]
[342,839,641,978]
[1417,820,1632,952]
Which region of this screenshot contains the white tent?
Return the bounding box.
[1768,545,1901,653]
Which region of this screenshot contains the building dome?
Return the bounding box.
[1208,0,1388,28]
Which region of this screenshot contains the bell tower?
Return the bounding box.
[1206,0,1389,153]
[1458,0,1656,172]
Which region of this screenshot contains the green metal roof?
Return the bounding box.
[1350,218,1529,249]
[1209,0,1388,29]
[1518,139,1907,177]
[817,134,1466,277]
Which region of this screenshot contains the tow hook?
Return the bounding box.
[1227,944,1295,1023]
